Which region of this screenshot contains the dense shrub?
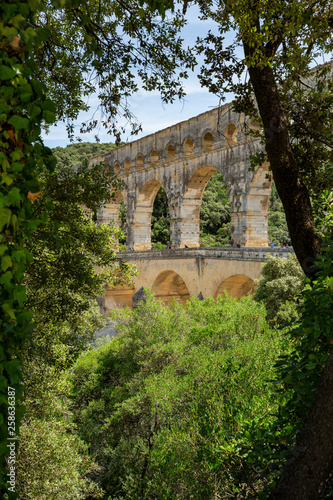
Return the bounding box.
[254,254,305,326]
[70,294,288,499]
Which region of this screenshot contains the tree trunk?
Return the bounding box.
[268,350,333,499]
[246,61,321,277]
[243,42,332,497]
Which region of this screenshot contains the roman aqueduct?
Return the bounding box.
[90,102,288,310]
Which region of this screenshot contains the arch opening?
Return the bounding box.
[150,150,159,163]
[114,162,121,175]
[152,270,190,306]
[132,179,168,251]
[166,144,175,158]
[183,138,194,155]
[249,118,262,132]
[215,275,255,299]
[176,166,231,248]
[202,132,214,151]
[151,186,170,249]
[225,123,237,145]
[200,172,231,247]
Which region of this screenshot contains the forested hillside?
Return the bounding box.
[53,143,290,247]
[52,142,117,168]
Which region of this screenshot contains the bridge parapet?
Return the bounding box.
[117,247,294,261]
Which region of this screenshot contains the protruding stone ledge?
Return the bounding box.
[117,246,294,262]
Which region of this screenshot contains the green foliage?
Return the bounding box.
[16,418,103,500]
[255,255,304,326]
[33,0,195,141]
[16,325,105,500]
[24,160,135,346]
[200,172,231,246]
[70,294,286,499]
[0,0,58,490]
[15,153,137,497]
[9,139,135,498]
[52,142,117,170]
[272,212,333,442]
[151,188,170,246]
[268,183,291,246]
[275,250,333,426]
[238,244,333,498]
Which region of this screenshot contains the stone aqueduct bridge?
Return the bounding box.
[90,103,278,310]
[102,247,291,311]
[90,103,271,250]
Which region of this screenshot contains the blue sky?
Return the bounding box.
[42,5,235,149]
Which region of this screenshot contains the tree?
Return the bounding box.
[70,294,285,499]
[268,183,291,246]
[254,254,304,326]
[193,0,333,277]
[33,0,195,141]
[0,1,58,490]
[151,187,170,247]
[178,2,333,496]
[269,237,333,499]
[199,172,231,247]
[15,153,136,499]
[52,141,117,169]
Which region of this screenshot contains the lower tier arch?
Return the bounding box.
[214,274,255,299]
[152,270,190,306]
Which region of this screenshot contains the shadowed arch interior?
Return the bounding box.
[202,132,214,151]
[152,270,190,305]
[215,274,255,299]
[183,138,194,155]
[225,123,237,145]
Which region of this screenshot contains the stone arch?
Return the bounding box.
[152,270,190,305]
[136,154,144,170]
[215,274,255,299]
[150,149,159,163]
[124,157,131,174]
[202,131,214,151]
[174,165,218,248]
[166,143,176,158]
[225,123,237,145]
[114,162,121,175]
[183,138,194,155]
[132,179,169,251]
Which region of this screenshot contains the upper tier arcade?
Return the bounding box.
[90,102,271,250]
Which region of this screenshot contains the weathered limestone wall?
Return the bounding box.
[90,103,271,250]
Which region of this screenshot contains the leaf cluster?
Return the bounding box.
[0,0,58,488]
[254,254,304,326]
[34,0,196,141]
